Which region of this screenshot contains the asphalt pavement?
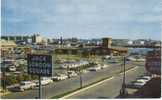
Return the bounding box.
[65,65,146,99]
[2,62,144,99]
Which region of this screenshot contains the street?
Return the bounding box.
[2,62,144,99]
[64,65,146,99]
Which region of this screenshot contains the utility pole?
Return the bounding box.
[77,66,83,88]
[67,50,71,78]
[119,56,128,97]
[78,50,83,88]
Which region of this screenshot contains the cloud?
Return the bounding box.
[1,0,161,40]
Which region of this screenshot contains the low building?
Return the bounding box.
[1,39,17,57]
[55,37,128,56]
[133,39,145,45]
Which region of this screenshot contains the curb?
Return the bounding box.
[60,76,114,99]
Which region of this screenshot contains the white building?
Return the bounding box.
[32,34,43,44]
[133,40,145,45]
[128,40,133,45]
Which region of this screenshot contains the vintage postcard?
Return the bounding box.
[1,0,161,99]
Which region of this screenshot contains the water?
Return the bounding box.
[128,48,153,55]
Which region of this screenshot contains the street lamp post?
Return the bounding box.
[67,50,71,78]
[78,67,83,88]
[119,56,128,97]
[78,50,83,88]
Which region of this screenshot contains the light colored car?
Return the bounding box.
[132,81,145,88]
[136,79,148,83]
[141,76,151,80]
[52,74,68,81]
[19,81,36,91]
[88,67,101,71]
[67,71,78,77]
[101,65,108,69]
[41,79,53,86]
[126,80,146,89]
[35,78,53,86]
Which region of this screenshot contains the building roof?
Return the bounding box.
[0,39,16,47]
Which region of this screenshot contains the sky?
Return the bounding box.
[1,0,162,40]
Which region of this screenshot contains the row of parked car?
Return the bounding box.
[14,64,109,92]
[126,75,152,89]
[14,70,80,92]
[15,77,53,92]
[52,71,78,81]
[88,64,109,71]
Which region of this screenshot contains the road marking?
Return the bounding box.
[125,66,138,73]
[60,66,138,99]
[60,76,114,99]
[119,66,138,75]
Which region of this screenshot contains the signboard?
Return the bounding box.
[27,54,53,76]
[145,50,161,75]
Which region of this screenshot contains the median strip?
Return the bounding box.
[60,76,114,99]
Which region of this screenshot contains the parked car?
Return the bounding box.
[41,79,53,86]
[67,71,77,78]
[88,66,101,71]
[141,76,151,81]
[52,74,68,81]
[136,79,148,83]
[136,75,151,82]
[18,81,36,91]
[101,65,108,69]
[126,81,146,89]
[35,77,53,86]
[132,81,146,88]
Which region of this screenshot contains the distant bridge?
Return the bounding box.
[124,45,161,48]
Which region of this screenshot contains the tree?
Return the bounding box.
[6,76,18,85]
[23,74,31,81]
[16,75,24,83]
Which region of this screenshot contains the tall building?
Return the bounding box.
[60,36,63,45]
[102,38,112,48]
[32,34,43,44]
